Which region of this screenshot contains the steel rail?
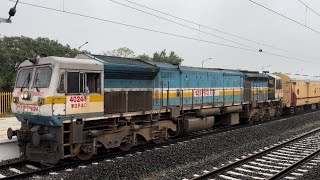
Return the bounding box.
[0,160,26,169]
[191,126,320,180]
[268,148,320,179]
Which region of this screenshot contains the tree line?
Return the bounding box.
[103,47,183,65]
[0,36,183,91]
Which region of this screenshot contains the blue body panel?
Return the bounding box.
[101,58,246,110]
[14,112,105,126]
[152,64,245,108]
[15,114,63,126]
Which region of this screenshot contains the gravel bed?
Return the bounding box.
[293,154,320,180]
[0,158,21,166]
[30,111,320,180]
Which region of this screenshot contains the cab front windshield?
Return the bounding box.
[16,68,33,88]
[33,67,52,88]
[16,67,52,88]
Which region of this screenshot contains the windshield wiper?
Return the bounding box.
[33,72,40,92]
[20,73,31,92]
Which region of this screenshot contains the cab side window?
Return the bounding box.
[65,71,101,94]
[57,73,65,93]
[87,73,101,93]
[67,72,80,94]
[80,73,85,93]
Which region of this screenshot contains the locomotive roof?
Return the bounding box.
[76,55,260,77]
[243,72,269,79]
[19,56,104,70]
[88,54,157,67]
[147,61,178,69]
[268,74,281,80]
[145,61,266,77]
[180,66,244,75]
[78,54,160,80]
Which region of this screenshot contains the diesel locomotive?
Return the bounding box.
[7,54,320,164]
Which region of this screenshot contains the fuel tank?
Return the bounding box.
[184,116,215,133]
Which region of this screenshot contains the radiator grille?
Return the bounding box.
[128,91,152,112]
[104,91,126,114]
[104,91,153,114]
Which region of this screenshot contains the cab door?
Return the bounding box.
[268,78,275,100]
[65,71,89,115]
[53,72,67,116]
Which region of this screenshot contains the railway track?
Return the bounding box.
[0,148,144,179]
[0,111,318,179]
[190,127,320,180]
[0,126,240,179]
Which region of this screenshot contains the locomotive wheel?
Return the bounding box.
[76,144,94,160]
[77,151,94,160]
[119,136,135,151]
[119,142,133,151]
[247,118,254,124]
[259,111,266,121]
[152,137,165,144]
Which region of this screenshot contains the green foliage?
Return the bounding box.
[104,48,184,65]
[136,54,151,61]
[152,49,183,65]
[0,36,84,91]
[103,47,135,58]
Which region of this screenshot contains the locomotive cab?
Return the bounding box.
[9,56,104,164]
[268,74,283,101]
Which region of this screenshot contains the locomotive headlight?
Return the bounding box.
[21,91,31,100]
[20,93,24,99]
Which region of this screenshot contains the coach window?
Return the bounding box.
[86,73,101,93]
[57,73,65,93]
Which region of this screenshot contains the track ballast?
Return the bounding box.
[190,127,320,180]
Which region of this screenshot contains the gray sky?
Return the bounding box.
[1,0,320,75]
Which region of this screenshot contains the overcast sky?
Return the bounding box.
[1,0,320,75]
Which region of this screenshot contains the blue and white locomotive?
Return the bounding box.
[8,54,282,164]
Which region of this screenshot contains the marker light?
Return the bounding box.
[38,97,45,105]
[13,97,19,103]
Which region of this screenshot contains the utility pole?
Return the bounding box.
[0,0,20,24]
[202,58,212,68]
[78,42,88,50]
